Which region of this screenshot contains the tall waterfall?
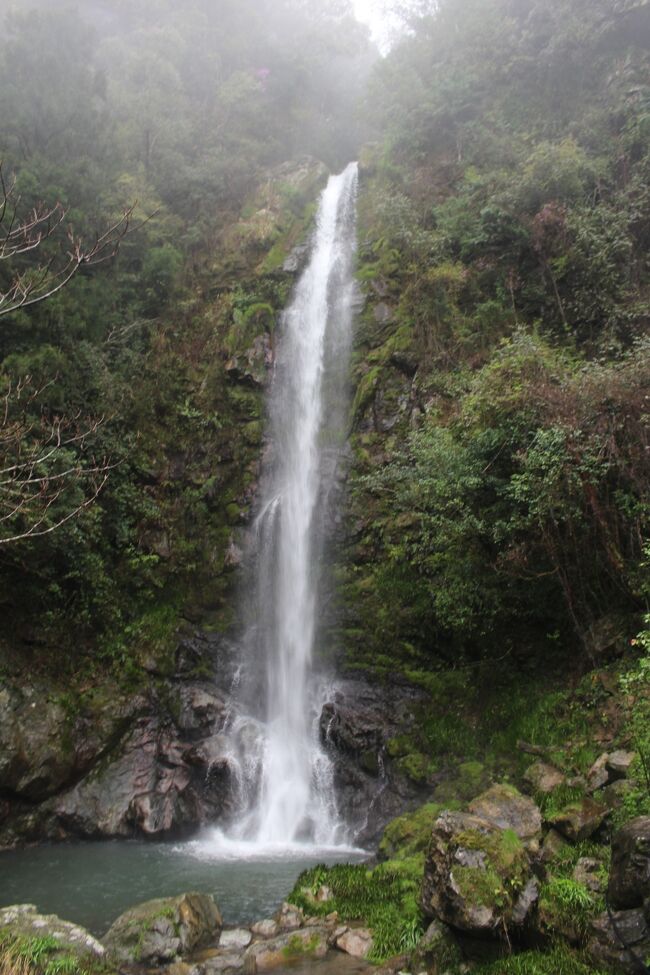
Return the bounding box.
[213,163,359,852]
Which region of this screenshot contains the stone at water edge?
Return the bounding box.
[275,901,304,931]
[336,927,374,959]
[608,815,650,909]
[219,928,253,950]
[244,928,328,971]
[103,892,222,965]
[251,919,280,938]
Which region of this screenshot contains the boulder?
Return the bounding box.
[548,797,609,842]
[336,927,374,958]
[540,828,569,864]
[0,905,105,967]
[587,907,650,974]
[607,750,636,779]
[219,928,252,950]
[421,810,534,935]
[587,754,611,793]
[523,762,566,795]
[608,816,650,909]
[104,892,221,964]
[319,678,431,845]
[251,919,279,938]
[244,928,328,970]
[468,784,542,849]
[202,953,246,974]
[413,920,464,972]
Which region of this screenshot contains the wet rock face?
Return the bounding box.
[608,816,650,910]
[0,683,136,802]
[0,635,241,847]
[588,907,650,975]
[319,677,433,845]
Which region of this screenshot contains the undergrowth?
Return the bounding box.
[288,860,424,962]
[474,943,608,975]
[0,933,94,975]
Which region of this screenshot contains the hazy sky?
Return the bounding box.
[352,0,393,51]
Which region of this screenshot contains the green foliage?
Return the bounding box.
[613,613,650,825]
[540,877,598,932]
[352,331,648,662]
[475,943,607,975]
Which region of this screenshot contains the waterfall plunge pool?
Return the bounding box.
[0,836,366,936]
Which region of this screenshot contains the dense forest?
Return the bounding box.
[1,1,650,973]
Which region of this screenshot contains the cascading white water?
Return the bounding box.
[208,163,360,854]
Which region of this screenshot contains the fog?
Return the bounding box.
[0,0,394,232]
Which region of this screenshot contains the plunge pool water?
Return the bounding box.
[0,838,366,937]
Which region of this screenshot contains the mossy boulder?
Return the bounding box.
[548,797,609,842]
[378,802,447,861]
[469,783,543,851]
[435,761,491,804]
[104,892,221,965]
[0,905,107,975]
[421,810,536,936]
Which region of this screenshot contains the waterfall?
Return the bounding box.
[210,163,360,853]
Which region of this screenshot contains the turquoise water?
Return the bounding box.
[0,839,365,936]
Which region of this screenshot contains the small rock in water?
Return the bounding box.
[245,928,328,971]
[219,929,252,951]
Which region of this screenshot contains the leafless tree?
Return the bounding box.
[0,162,139,543]
[0,161,135,319]
[0,377,114,545]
